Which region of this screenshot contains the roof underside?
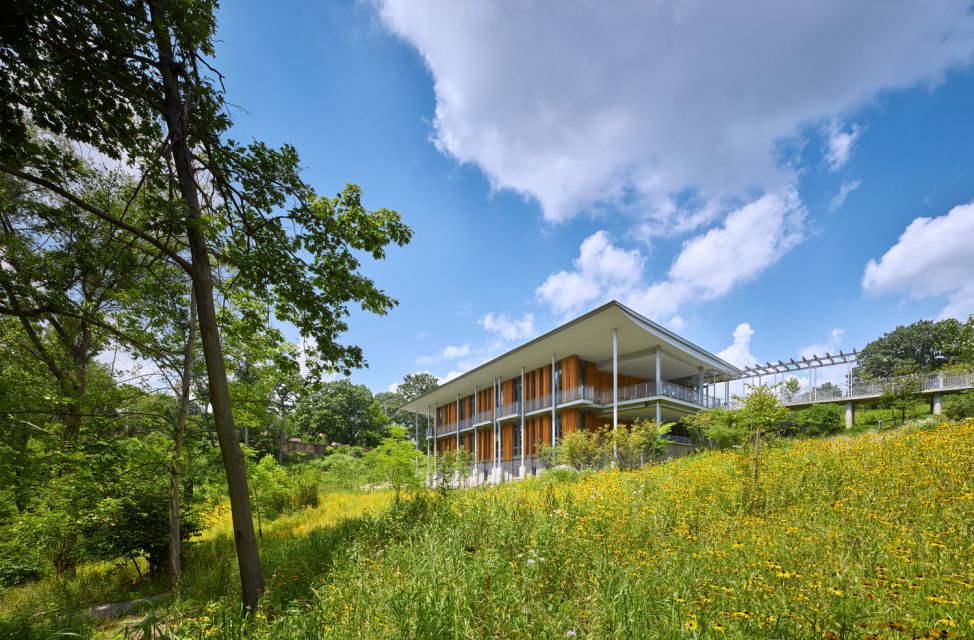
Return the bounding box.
[401,301,740,413]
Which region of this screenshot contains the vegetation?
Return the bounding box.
[855,317,973,379]
[5,419,971,639]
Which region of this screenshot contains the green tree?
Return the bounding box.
[2,0,410,608]
[735,383,788,487]
[684,407,748,449]
[557,429,603,470]
[789,403,844,437]
[607,419,673,470]
[293,380,390,447]
[856,319,965,379]
[364,425,424,498]
[879,371,923,424]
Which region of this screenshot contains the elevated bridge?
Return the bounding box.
[726,350,974,428]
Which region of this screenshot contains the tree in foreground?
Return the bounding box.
[1,0,410,608]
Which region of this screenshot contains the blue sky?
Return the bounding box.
[214,1,974,392]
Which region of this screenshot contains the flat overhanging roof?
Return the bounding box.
[401,300,740,414]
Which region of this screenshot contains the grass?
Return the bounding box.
[4,420,974,639]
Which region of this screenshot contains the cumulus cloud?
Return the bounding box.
[823,122,862,171]
[718,323,759,368]
[479,312,537,342]
[417,343,471,364]
[829,179,862,212]
[799,328,846,359]
[862,200,974,319]
[538,190,806,320]
[376,1,974,225]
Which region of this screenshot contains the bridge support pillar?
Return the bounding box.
[932,393,943,416]
[845,401,854,429]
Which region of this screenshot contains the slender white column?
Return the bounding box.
[932,393,943,416]
[656,400,661,426]
[470,385,480,484]
[612,329,618,432]
[432,403,438,485]
[519,366,526,478]
[845,401,854,429]
[551,354,556,445]
[426,405,431,484]
[724,380,730,405]
[655,344,662,395]
[698,366,704,405]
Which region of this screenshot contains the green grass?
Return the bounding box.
[4,422,974,639]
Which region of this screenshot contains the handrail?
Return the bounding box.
[778,369,974,406]
[595,380,721,408]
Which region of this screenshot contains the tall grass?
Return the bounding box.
[5,422,974,639]
[169,420,974,639]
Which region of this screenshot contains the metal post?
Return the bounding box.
[432,403,437,485]
[492,377,498,482]
[612,328,618,432]
[455,393,461,487]
[698,366,704,405]
[551,354,556,446]
[845,401,854,429]
[655,344,662,396]
[724,380,729,406]
[519,366,526,478]
[473,385,478,477]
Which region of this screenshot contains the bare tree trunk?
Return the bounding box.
[149,2,264,609]
[169,290,196,590]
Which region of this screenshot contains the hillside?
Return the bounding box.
[5,421,974,639]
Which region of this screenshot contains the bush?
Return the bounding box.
[790,403,844,437]
[944,391,974,420]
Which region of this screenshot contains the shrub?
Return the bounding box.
[944,390,974,420]
[790,403,844,437]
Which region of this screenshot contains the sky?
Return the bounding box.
[212,0,974,393]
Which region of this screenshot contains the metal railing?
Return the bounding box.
[524,395,553,413]
[595,380,721,408]
[663,434,694,446]
[557,384,596,404]
[497,400,521,418]
[472,409,494,425]
[778,370,974,406]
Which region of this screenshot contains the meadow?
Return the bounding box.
[3,420,973,639]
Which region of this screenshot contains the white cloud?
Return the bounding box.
[417,343,471,365]
[829,179,862,212]
[799,328,846,359]
[717,323,759,368]
[536,230,644,314]
[479,312,537,342]
[376,1,974,225]
[862,200,974,319]
[823,121,862,171]
[538,190,806,320]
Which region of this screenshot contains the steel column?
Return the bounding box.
[551,353,557,446]
[520,366,526,477]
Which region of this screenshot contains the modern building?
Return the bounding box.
[401,301,740,484]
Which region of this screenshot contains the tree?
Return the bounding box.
[789,403,844,437]
[376,372,440,432]
[735,384,788,487]
[364,425,424,498]
[879,371,923,425]
[2,0,410,608]
[856,319,965,379]
[684,407,748,449]
[293,380,390,447]
[607,419,672,470]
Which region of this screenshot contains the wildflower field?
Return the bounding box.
[167,420,974,640]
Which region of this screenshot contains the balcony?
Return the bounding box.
[497,400,520,419]
[472,409,494,425]
[557,384,596,404]
[524,395,553,413]
[595,380,721,408]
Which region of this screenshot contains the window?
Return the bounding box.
[513,424,522,458]
[579,410,586,431]
[513,377,521,403]
[555,411,563,443]
[554,361,563,394]
[579,360,587,385]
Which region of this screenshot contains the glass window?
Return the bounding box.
[555,411,563,443]
[513,425,522,457]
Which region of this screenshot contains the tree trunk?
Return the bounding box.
[148,2,264,609]
[169,290,196,590]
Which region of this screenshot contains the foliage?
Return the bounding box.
[607,419,673,470]
[943,390,974,420]
[363,425,425,496]
[292,379,390,447]
[434,449,474,487]
[8,420,963,639]
[880,371,924,425]
[788,403,844,437]
[374,372,439,430]
[855,318,970,379]
[246,454,319,522]
[684,406,748,448]
[557,429,603,470]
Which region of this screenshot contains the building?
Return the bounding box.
[400,301,740,484]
